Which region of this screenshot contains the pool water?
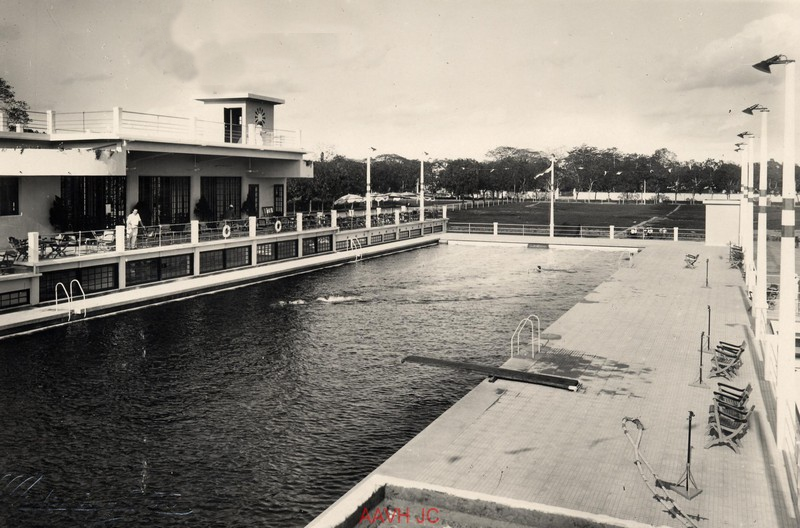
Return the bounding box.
[0,244,619,527]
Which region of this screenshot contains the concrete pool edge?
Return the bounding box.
[305,474,671,528]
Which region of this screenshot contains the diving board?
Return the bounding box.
[402,355,581,392]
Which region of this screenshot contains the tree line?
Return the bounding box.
[289,145,798,211]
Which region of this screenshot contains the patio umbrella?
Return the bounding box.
[333,194,366,206]
[372,194,390,203]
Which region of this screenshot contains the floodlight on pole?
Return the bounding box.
[738,132,756,294]
[743,104,770,343]
[754,53,796,455]
[533,157,556,237]
[419,152,428,222]
[366,147,376,229]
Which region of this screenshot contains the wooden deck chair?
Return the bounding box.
[684,253,699,268]
[716,382,752,406]
[718,340,745,353]
[710,348,743,379]
[705,402,754,453]
[713,387,750,409]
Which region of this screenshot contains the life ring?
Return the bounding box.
[222,224,231,238]
[274,220,283,233]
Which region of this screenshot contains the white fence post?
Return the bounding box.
[673,227,679,241]
[610,225,615,239]
[493,222,498,235]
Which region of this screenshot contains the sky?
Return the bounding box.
[2,0,800,164]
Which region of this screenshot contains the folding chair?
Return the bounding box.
[710,347,743,379]
[0,250,16,274]
[705,401,754,453]
[684,253,699,268]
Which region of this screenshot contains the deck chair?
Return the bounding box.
[710,347,743,379]
[717,382,752,404]
[0,250,16,274]
[713,383,752,408]
[705,401,754,453]
[684,253,699,268]
[718,340,745,353]
[8,237,28,261]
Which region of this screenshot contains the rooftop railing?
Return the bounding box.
[7,107,300,148]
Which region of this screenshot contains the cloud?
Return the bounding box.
[675,14,800,91]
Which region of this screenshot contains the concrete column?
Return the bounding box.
[394,210,401,225]
[609,225,615,239]
[442,205,448,219]
[248,216,256,237]
[46,111,55,134]
[112,107,122,134]
[115,225,126,252]
[190,220,199,244]
[118,257,126,290]
[296,213,303,232]
[330,210,337,229]
[28,232,39,263]
[673,227,679,241]
[493,222,498,235]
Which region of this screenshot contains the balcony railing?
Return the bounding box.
[8,107,300,149]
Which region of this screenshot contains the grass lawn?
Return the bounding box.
[445,201,708,230]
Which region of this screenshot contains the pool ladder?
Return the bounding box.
[511,314,540,359]
[54,279,86,321]
[349,237,363,262]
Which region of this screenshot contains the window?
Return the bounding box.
[257,242,276,263]
[200,250,225,274]
[201,177,242,221]
[139,176,190,225]
[316,235,332,253]
[61,176,126,229]
[0,289,29,309]
[224,246,250,269]
[273,185,284,216]
[0,177,19,216]
[302,237,317,255]
[40,265,118,301]
[275,240,297,260]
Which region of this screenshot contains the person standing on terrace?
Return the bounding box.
[126,208,144,249]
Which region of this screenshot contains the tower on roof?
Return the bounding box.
[196,93,285,144]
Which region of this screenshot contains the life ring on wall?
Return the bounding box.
[274,220,282,233]
[222,224,232,238]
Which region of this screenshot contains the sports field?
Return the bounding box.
[445,201,707,230]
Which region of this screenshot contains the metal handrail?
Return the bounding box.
[511,314,540,358]
[54,282,71,321]
[69,279,86,318]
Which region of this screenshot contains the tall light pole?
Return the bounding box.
[735,142,747,248]
[738,131,756,294]
[367,147,376,229]
[753,54,795,453]
[419,152,428,222]
[743,104,770,342]
[533,157,556,237]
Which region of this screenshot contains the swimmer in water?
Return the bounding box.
[536,266,542,272]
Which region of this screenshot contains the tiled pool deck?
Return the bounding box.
[309,239,797,527]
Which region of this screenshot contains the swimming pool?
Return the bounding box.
[0,244,620,527]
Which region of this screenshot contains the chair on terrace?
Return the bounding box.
[715,382,752,407]
[684,253,699,268]
[8,237,28,261]
[0,250,16,274]
[705,400,754,453]
[710,347,744,380]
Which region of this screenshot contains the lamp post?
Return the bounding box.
[738,131,756,294]
[753,54,795,453]
[419,152,428,222]
[533,157,556,237]
[735,142,747,248]
[367,147,376,229]
[744,104,770,342]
